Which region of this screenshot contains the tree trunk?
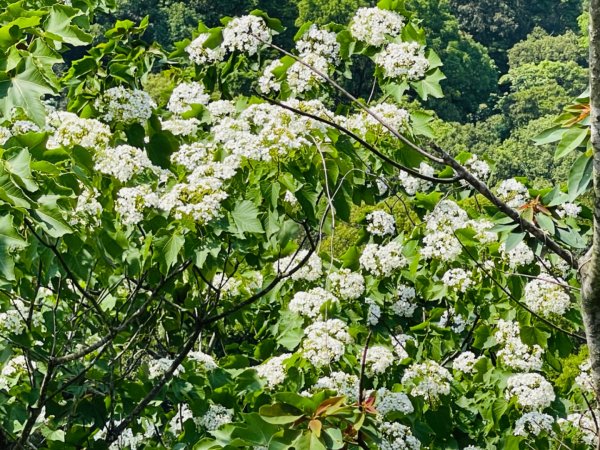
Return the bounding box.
[582,0,600,427]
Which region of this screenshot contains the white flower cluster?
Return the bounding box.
[494,320,543,372]
[360,241,406,277]
[505,373,555,410]
[379,421,421,450]
[148,357,182,380]
[467,219,497,244]
[464,155,490,181]
[302,319,352,367]
[557,202,581,218]
[207,100,236,119]
[0,299,43,335]
[452,351,482,374]
[401,360,452,401]
[212,272,242,298]
[364,345,395,376]
[375,388,414,416]
[170,142,212,170]
[391,284,418,317]
[94,420,152,450]
[366,297,382,325]
[0,126,12,145]
[274,250,323,282]
[497,178,530,209]
[328,269,365,300]
[222,15,271,56]
[392,334,415,360]
[71,187,103,227]
[167,82,210,115]
[575,360,594,393]
[287,53,329,94]
[186,33,225,64]
[350,7,405,47]
[197,404,233,430]
[398,162,435,195]
[116,185,158,225]
[12,120,40,134]
[95,86,156,124]
[161,117,200,136]
[500,241,535,269]
[168,404,195,436]
[297,25,339,63]
[259,60,284,93]
[47,112,111,150]
[348,103,410,138]
[313,371,359,401]
[558,411,599,447]
[95,145,155,183]
[421,200,468,261]
[366,210,396,236]
[441,268,473,293]
[514,412,554,437]
[523,275,571,317]
[188,351,218,370]
[256,354,291,389]
[289,287,339,318]
[438,307,467,333]
[375,42,429,80]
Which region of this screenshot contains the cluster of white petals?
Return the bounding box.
[558,411,599,447]
[575,360,594,393]
[71,187,103,227]
[505,373,555,410]
[421,200,468,261]
[442,268,473,293]
[557,202,581,218]
[360,241,407,277]
[497,178,530,209]
[452,351,483,374]
[95,86,156,124]
[167,82,210,115]
[259,60,283,94]
[287,53,329,94]
[401,360,452,401]
[256,354,291,389]
[364,345,395,376]
[494,320,544,371]
[289,287,339,318]
[392,334,415,360]
[375,42,429,80]
[186,33,225,64]
[523,275,571,317]
[379,421,421,450]
[274,250,323,282]
[366,210,396,236]
[0,299,43,335]
[148,357,182,379]
[302,319,352,367]
[116,185,159,225]
[514,412,554,437]
[350,7,405,47]
[398,162,435,195]
[95,145,155,183]
[327,269,365,300]
[391,284,418,317]
[296,25,339,63]
[500,241,535,269]
[222,15,271,56]
[197,404,233,430]
[188,351,218,370]
[464,155,490,181]
[47,111,111,149]
[312,371,359,401]
[375,388,414,416]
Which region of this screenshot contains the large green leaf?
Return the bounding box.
[0,214,27,280]
[0,57,55,125]
[155,230,185,272]
[568,153,593,201]
[230,200,264,234]
[6,148,38,192]
[554,127,588,159]
[44,5,92,46]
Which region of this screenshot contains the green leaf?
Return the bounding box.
[568,153,593,201]
[155,231,185,272]
[230,200,263,234]
[554,127,588,159]
[44,5,92,46]
[6,148,38,192]
[503,232,526,252]
[259,403,304,425]
[293,431,326,450]
[535,213,555,235]
[0,57,55,125]
[0,214,28,281]
[34,195,73,238]
[411,68,445,100]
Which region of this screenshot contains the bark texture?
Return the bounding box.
[581,0,600,412]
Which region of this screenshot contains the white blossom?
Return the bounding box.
[350,7,405,47]
[391,284,417,317]
[188,351,218,370]
[95,86,156,124]
[375,388,414,416]
[364,345,395,376]
[497,178,530,209]
[116,185,159,225]
[186,33,225,64]
[161,117,200,136]
[505,373,555,410]
[167,82,210,115]
[148,357,182,379]
[514,412,554,437]
[494,320,544,372]
[289,287,339,318]
[296,25,339,63]
[256,354,291,389]
[557,202,581,218]
[197,404,233,430]
[312,371,359,401]
[360,241,407,277]
[47,112,111,149]
[328,269,365,300]
[575,360,594,393]
[375,42,429,80]
[500,241,535,269]
[523,275,571,317]
[401,360,452,401]
[379,421,421,450]
[274,250,323,282]
[259,60,283,93]
[366,210,396,236]
[222,15,271,56]
[398,162,435,195]
[302,319,352,367]
[452,352,482,374]
[442,268,473,293]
